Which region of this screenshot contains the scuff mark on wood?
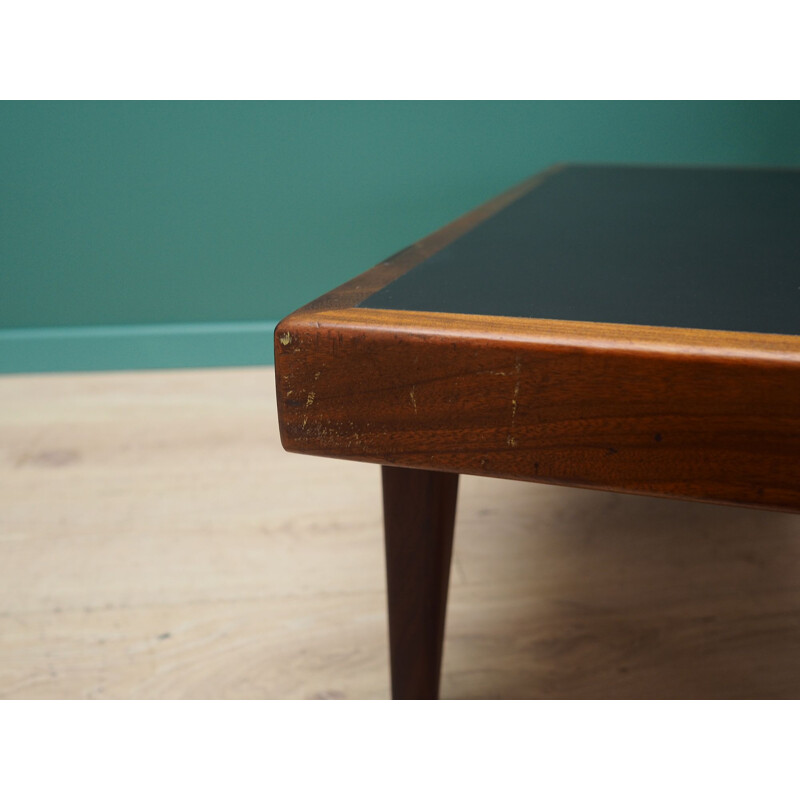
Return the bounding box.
[508,356,522,444]
[511,381,519,422]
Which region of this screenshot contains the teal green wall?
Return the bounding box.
[2,101,800,371]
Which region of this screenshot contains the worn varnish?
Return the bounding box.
[277,310,800,511]
[275,165,800,513]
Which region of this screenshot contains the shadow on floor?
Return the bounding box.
[445,482,800,699]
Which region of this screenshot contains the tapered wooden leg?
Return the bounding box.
[382,465,459,700]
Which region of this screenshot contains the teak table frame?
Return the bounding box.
[274,166,800,699]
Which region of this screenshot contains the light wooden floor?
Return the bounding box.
[1,367,799,699]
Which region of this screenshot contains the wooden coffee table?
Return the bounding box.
[274,164,800,699]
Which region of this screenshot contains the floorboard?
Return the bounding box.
[1,367,799,698]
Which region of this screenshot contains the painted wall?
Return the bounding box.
[2,101,799,371]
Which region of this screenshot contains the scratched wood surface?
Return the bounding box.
[276,311,800,511]
[2,367,800,699]
[275,165,800,512]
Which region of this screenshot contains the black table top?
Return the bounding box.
[360,165,800,336]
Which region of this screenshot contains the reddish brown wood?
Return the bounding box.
[274,162,800,513]
[276,309,800,512]
[382,466,458,700]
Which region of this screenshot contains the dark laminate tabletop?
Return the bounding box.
[361,164,800,337]
[277,163,800,514]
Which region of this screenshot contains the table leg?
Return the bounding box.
[382,465,459,699]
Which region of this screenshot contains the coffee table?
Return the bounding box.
[274,164,800,699]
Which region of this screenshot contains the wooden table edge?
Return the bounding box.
[277,307,800,365]
[274,164,800,513]
[275,307,800,513]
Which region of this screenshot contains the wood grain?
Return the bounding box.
[275,165,800,512]
[2,367,800,699]
[276,309,800,512]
